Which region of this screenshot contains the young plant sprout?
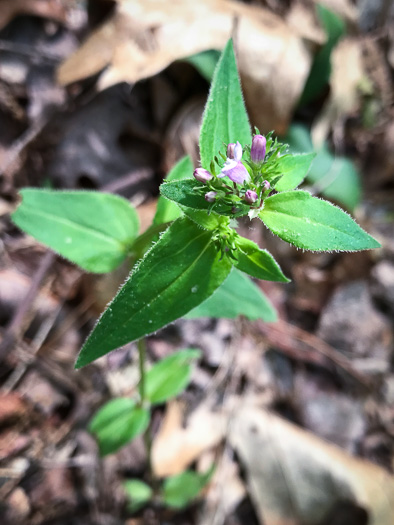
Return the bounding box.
[10,39,380,511]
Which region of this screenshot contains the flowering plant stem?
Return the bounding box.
[137,337,153,482]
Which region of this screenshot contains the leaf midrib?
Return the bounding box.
[20,206,129,248]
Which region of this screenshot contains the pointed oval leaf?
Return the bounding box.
[186,268,277,322]
[274,153,315,192]
[162,466,215,509]
[89,398,149,456]
[234,237,290,282]
[199,39,251,169]
[145,349,201,405]
[76,218,232,368]
[260,191,380,251]
[11,189,139,273]
[124,479,153,513]
[153,156,193,226]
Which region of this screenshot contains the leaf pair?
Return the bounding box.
[124,465,214,512]
[90,349,200,455]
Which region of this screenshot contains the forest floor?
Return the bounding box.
[0,1,393,524]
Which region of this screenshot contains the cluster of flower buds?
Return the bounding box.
[193,133,271,210]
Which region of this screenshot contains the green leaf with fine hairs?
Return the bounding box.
[260,191,380,251]
[162,466,215,509]
[145,349,201,405]
[75,218,232,368]
[274,153,315,192]
[124,479,153,513]
[234,236,290,282]
[199,39,252,169]
[11,189,139,273]
[160,179,250,218]
[186,268,277,322]
[153,156,193,226]
[89,398,149,456]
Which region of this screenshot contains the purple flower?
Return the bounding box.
[251,134,266,163]
[194,168,212,183]
[227,143,235,159]
[204,191,217,203]
[262,180,270,191]
[218,141,250,184]
[244,190,258,204]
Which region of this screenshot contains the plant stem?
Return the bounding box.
[137,338,146,406]
[137,338,154,484]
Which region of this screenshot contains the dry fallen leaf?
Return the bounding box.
[229,405,394,525]
[152,400,226,477]
[312,38,365,147]
[57,0,315,134]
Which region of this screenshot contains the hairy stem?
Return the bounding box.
[137,338,154,484]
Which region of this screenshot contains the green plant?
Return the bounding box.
[11,39,380,512]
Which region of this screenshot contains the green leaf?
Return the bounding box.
[129,222,169,261]
[89,398,150,456]
[76,218,232,368]
[160,179,249,218]
[260,191,380,251]
[186,268,277,322]
[299,4,345,106]
[11,189,139,273]
[162,466,215,509]
[145,349,201,405]
[234,237,290,282]
[153,156,193,226]
[124,479,153,513]
[274,153,315,192]
[285,124,361,211]
[199,39,251,169]
[180,207,225,230]
[184,49,221,82]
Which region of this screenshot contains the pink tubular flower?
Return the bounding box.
[194,168,212,183]
[251,134,266,163]
[244,190,258,204]
[218,141,250,184]
[204,191,217,203]
[262,180,271,191]
[227,143,235,159]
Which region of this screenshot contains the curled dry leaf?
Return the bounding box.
[312,38,365,147]
[57,0,315,133]
[229,406,394,525]
[151,401,226,477]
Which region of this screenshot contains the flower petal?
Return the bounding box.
[234,142,243,162]
[223,162,250,184]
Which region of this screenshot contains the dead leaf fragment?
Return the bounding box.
[312,38,365,147]
[57,0,314,133]
[229,406,394,525]
[152,401,226,477]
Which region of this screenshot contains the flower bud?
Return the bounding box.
[262,180,270,191]
[204,191,217,203]
[244,189,258,204]
[251,134,266,164]
[227,143,235,159]
[193,168,212,183]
